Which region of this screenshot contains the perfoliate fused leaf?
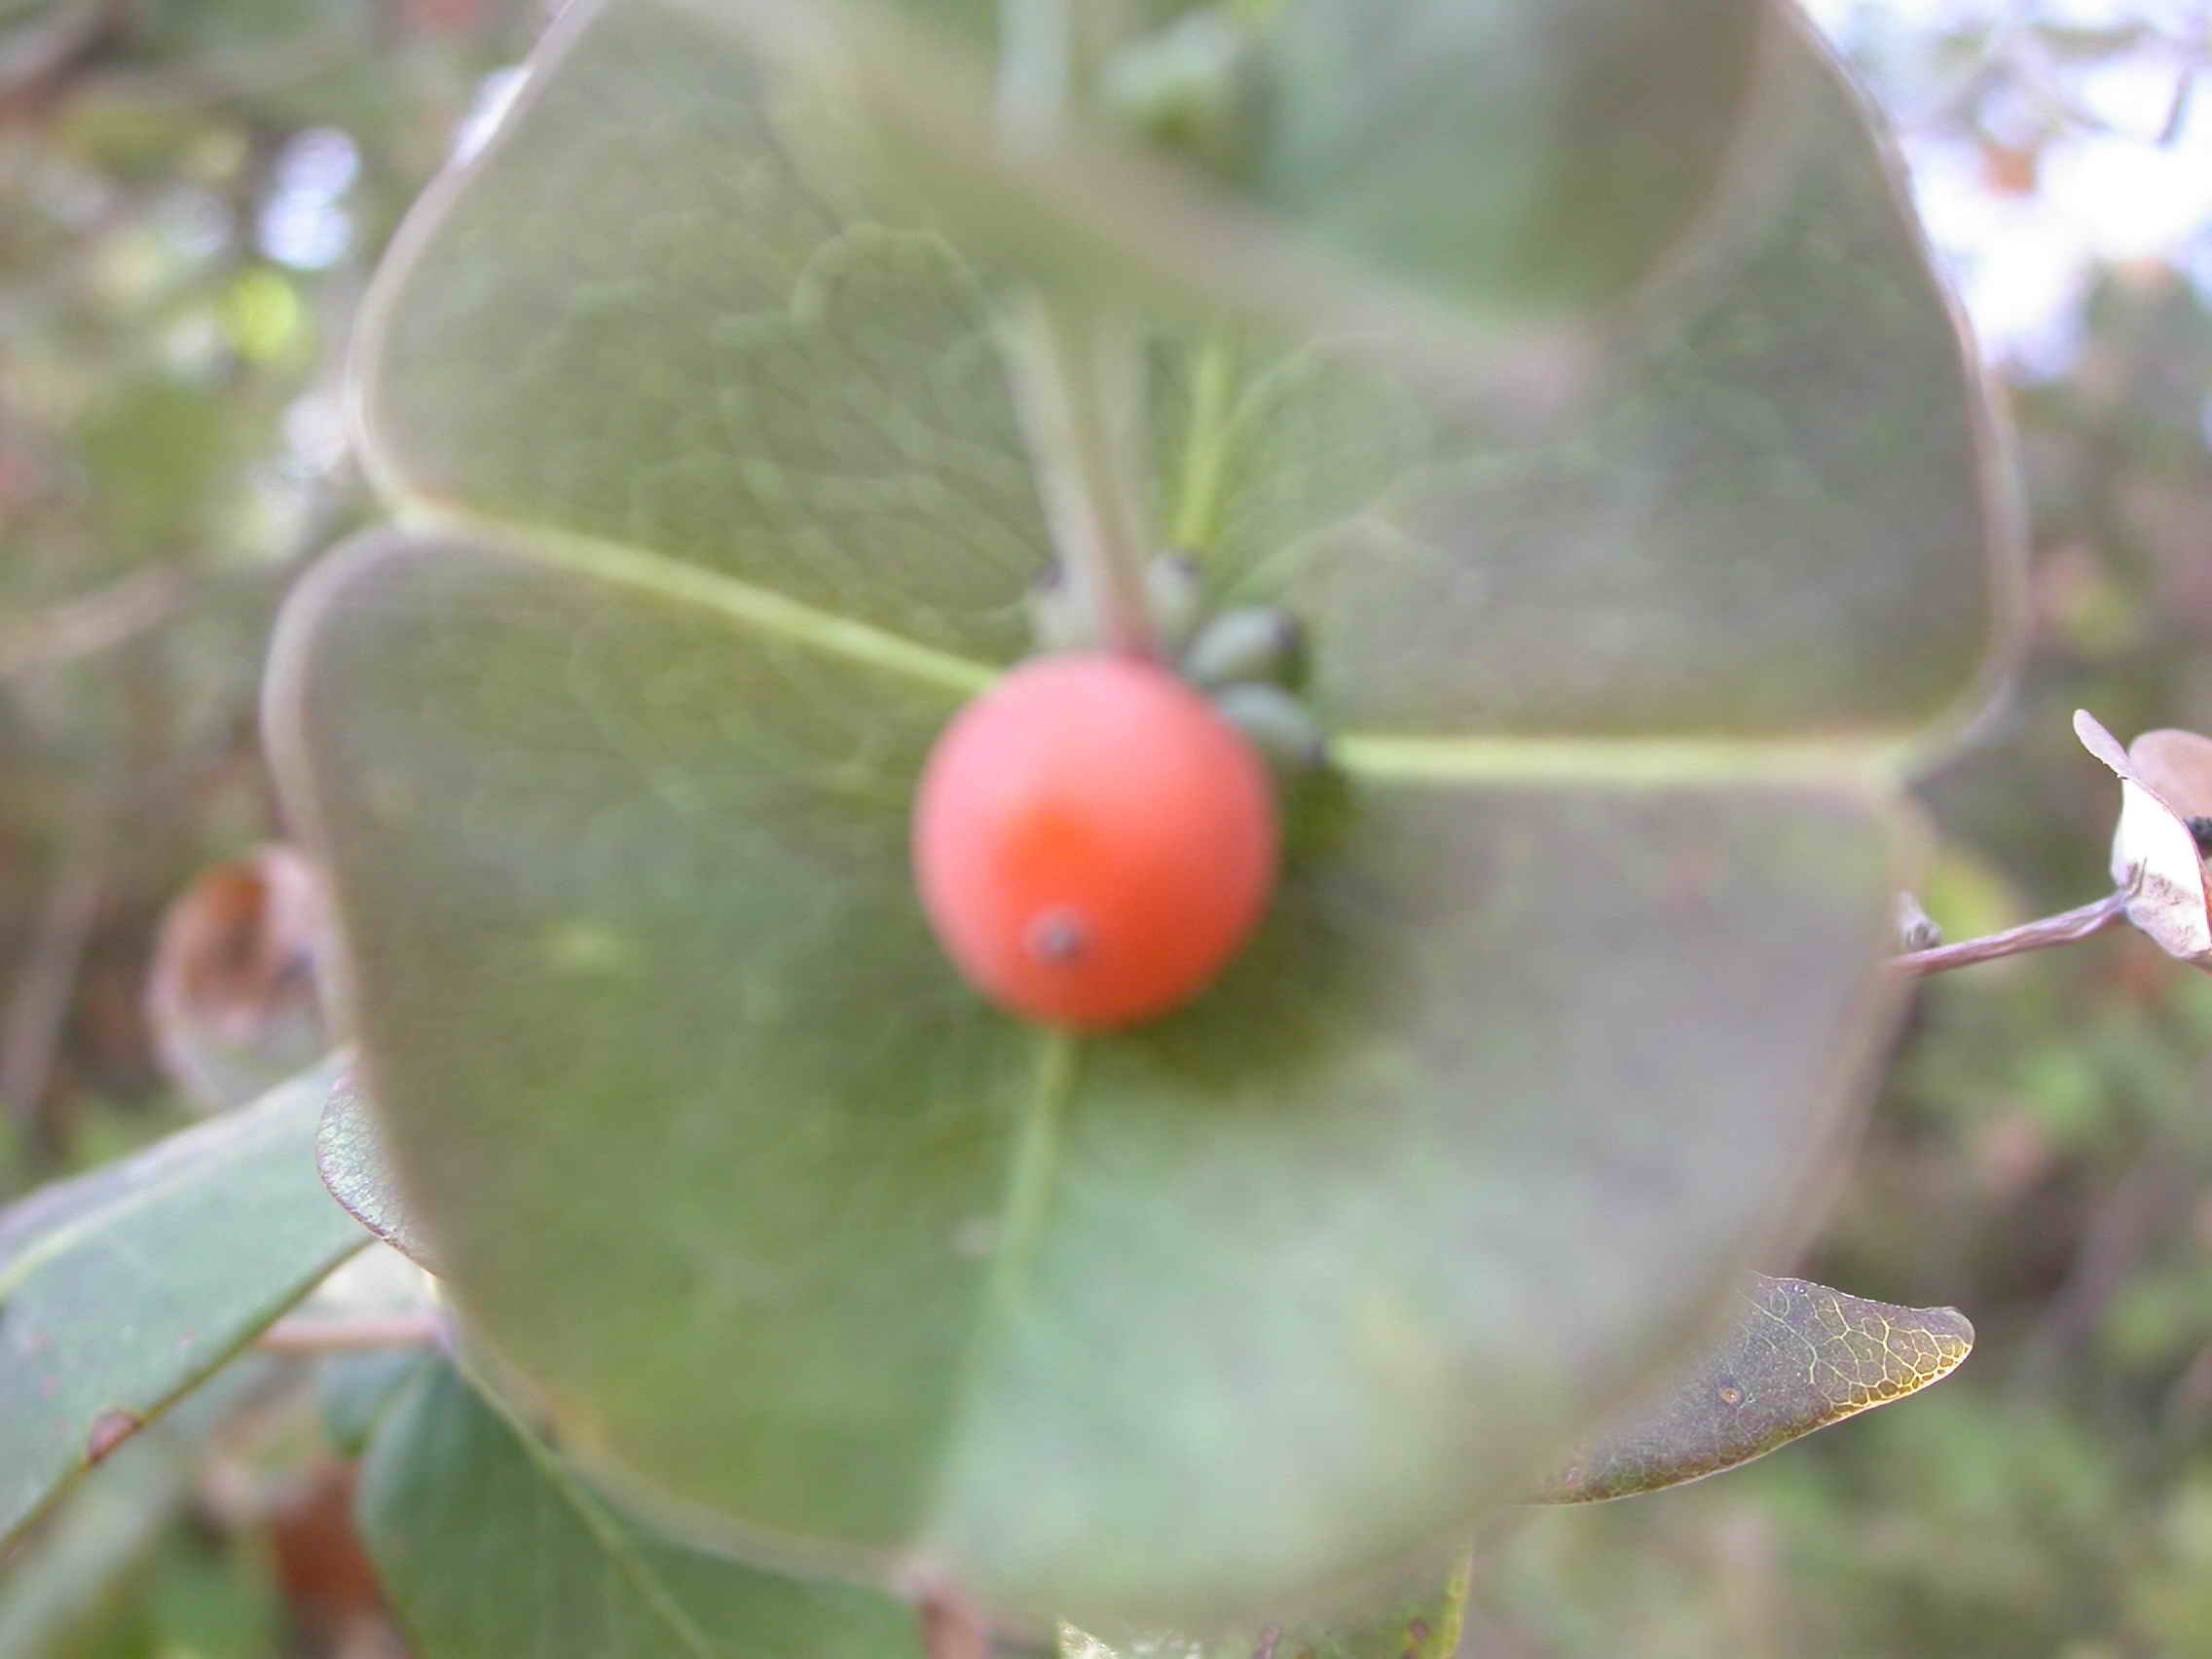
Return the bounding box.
[1247,0,1766,316]
[266,0,2018,1625]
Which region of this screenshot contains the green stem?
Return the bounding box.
[1434,1545,1476,1656]
[997,0,1157,657]
[991,1031,1079,1308]
[1005,296,1159,657]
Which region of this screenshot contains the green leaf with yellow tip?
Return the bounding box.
[1530,1274,1975,1503]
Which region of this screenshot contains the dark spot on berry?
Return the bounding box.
[1025,909,1090,965]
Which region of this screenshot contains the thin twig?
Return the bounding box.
[0,0,121,116]
[0,566,187,681]
[1003,287,1158,659]
[1886,889,2132,977]
[994,0,1156,659]
[254,1312,445,1355]
[55,25,377,115]
[2160,1341,2212,1436]
[2008,21,2203,148]
[2156,60,2196,145]
[2015,1151,2194,1389]
[1,805,113,1139]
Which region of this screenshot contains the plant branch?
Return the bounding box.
[0,0,121,115]
[0,567,187,681]
[1,804,113,1141]
[1003,286,1158,659]
[1886,889,2132,978]
[996,0,1156,658]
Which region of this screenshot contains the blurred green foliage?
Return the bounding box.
[0,1,532,1652]
[7,0,2212,1653]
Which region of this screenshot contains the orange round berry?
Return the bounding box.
[912,653,1278,1030]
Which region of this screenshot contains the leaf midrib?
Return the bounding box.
[387,499,1908,788]
[458,1359,727,1659]
[990,1031,1081,1308]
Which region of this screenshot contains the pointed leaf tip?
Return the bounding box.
[1530,1274,1975,1504]
[2074,708,2133,777]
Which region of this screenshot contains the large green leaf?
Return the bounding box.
[357,4,1050,668]
[684,0,1767,373]
[358,1357,921,1658]
[364,0,2009,746]
[267,0,2013,1629]
[0,1060,365,1545]
[270,528,1907,1622]
[316,1094,1980,1517]
[1530,1274,1975,1502]
[1247,0,1765,317]
[1173,15,2010,739]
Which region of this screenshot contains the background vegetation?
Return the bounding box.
[5,1,2212,1653]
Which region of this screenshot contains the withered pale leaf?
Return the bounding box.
[2073,709,2212,965]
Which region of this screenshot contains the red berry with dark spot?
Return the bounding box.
[912,654,1278,1031]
